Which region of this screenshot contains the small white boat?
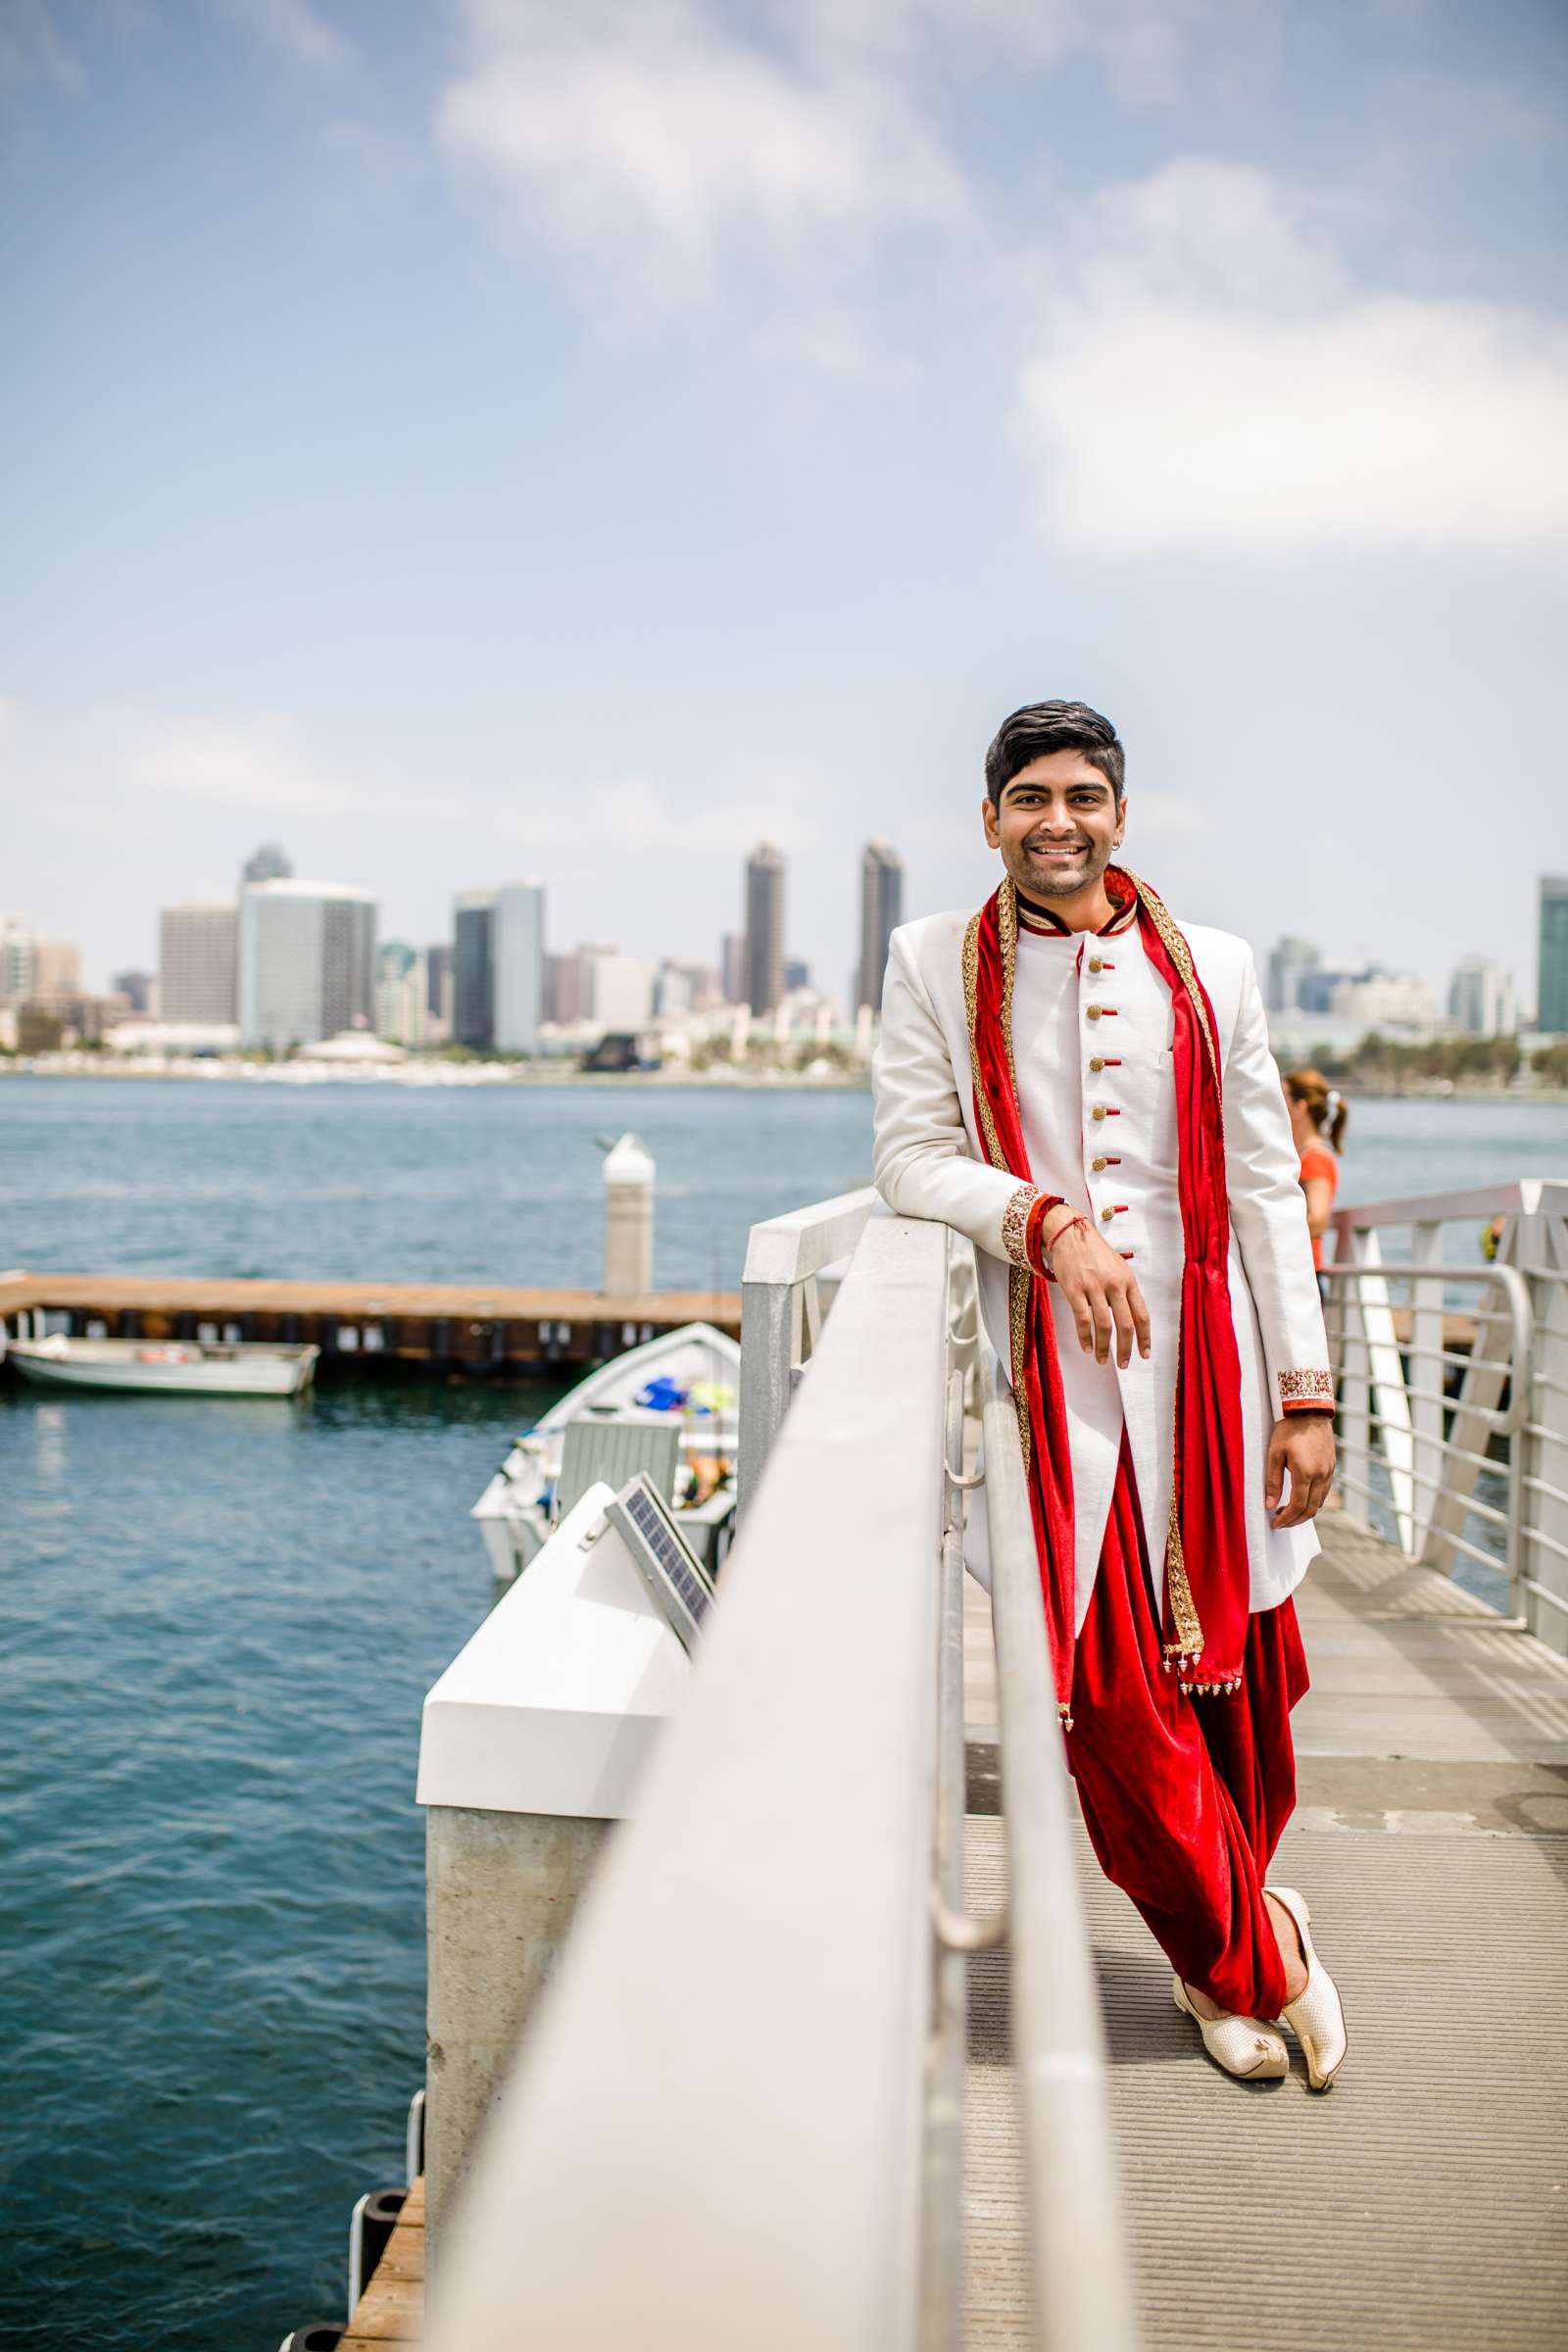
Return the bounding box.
[471,1320,740,1581]
[4,1332,319,1396]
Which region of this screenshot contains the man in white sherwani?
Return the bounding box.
[872,701,1348,2088]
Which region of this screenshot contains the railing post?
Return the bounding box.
[1502,1192,1568,1654]
[1408,1219,1445,1557]
[737,1275,801,1523]
[1336,1225,1373,1532]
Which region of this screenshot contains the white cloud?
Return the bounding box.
[220,0,349,70]
[436,0,968,316]
[1013,159,1568,556]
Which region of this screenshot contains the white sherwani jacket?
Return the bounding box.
[871,903,1332,1633]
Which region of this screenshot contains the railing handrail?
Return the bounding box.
[1330,1175,1568,1236]
[427,1208,952,2351]
[978,1355,1141,2350]
[740,1183,881,1286]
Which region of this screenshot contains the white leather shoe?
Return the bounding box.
[1172,1977,1289,2080]
[1266,1886,1348,2091]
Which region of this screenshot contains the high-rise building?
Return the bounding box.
[376,942,428,1047]
[785,957,810,993]
[1539,876,1568,1035]
[720,932,745,1006]
[493,880,546,1054]
[242,843,293,886]
[744,843,785,1016]
[425,944,452,1025]
[858,841,904,1014]
[0,916,34,1006]
[1266,936,1321,1016]
[1447,956,1518,1040]
[30,941,81,1000]
[1326,969,1439,1032]
[453,891,498,1048]
[237,880,376,1051]
[112,969,157,1014]
[584,952,654,1030]
[160,905,238,1022]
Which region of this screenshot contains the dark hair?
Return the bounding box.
[985,701,1125,808]
[1284,1066,1348,1154]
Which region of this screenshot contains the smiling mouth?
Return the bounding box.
[1028,842,1088,858]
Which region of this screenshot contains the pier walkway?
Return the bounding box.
[404,1177,1567,2350]
[961,1510,1568,2350]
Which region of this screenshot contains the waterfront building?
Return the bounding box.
[744,844,785,1016]
[493,880,546,1054]
[112,969,157,1014]
[1448,956,1518,1040]
[858,841,904,1015]
[242,842,293,886]
[1540,875,1568,1036]
[29,940,82,1002]
[453,892,498,1049]
[425,943,453,1041]
[0,915,33,1005]
[1326,968,1440,1033]
[159,905,237,1023]
[237,879,376,1052]
[1266,934,1320,1016]
[785,957,810,993]
[653,958,721,1017]
[720,932,745,1006]
[584,953,654,1031]
[376,942,428,1048]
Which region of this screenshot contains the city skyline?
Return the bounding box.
[8,835,1568,1050]
[3,6,1564,1015]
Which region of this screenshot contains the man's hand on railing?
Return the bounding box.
[1038,1204,1152,1369]
[1265,1414,1337,1528]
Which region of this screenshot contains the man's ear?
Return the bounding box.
[1112,795,1127,849]
[981,795,1001,849]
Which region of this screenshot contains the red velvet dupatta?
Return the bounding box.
[962,869,1250,1720]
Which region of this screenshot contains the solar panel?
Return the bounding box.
[604,1474,716,1654]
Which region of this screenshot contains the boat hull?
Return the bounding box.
[6,1343,318,1396]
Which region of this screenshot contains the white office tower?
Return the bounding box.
[376,942,429,1048]
[1447,956,1518,1040]
[493,880,546,1054]
[159,905,238,1022]
[585,952,654,1030]
[238,880,377,1051]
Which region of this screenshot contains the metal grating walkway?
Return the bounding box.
[961,1515,1568,2351]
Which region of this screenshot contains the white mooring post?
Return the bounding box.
[601,1132,654,1298]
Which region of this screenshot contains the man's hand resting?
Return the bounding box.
[1264,1414,1336,1527]
[1040,1205,1152,1370]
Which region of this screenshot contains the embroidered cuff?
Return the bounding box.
[1279,1368,1334,1413]
[1001,1183,1040,1270]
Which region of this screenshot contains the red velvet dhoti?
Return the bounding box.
[1064,1437,1310,2019]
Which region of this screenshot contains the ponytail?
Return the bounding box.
[1284,1066,1347,1155]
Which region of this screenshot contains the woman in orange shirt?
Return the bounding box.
[1283,1067,1347,1270]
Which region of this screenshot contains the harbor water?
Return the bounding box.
[3,1078,1565,2349]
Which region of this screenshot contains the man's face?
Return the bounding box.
[981,749,1125,900]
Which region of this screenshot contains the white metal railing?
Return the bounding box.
[736,1183,879,1519]
[1324,1177,1568,1650]
[425,1198,1137,2348]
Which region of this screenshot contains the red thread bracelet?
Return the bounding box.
[1044,1212,1090,1266]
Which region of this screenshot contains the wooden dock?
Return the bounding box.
[0,1270,739,1377]
[341,2175,423,2352]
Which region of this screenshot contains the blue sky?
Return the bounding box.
[3,0,1565,1005]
